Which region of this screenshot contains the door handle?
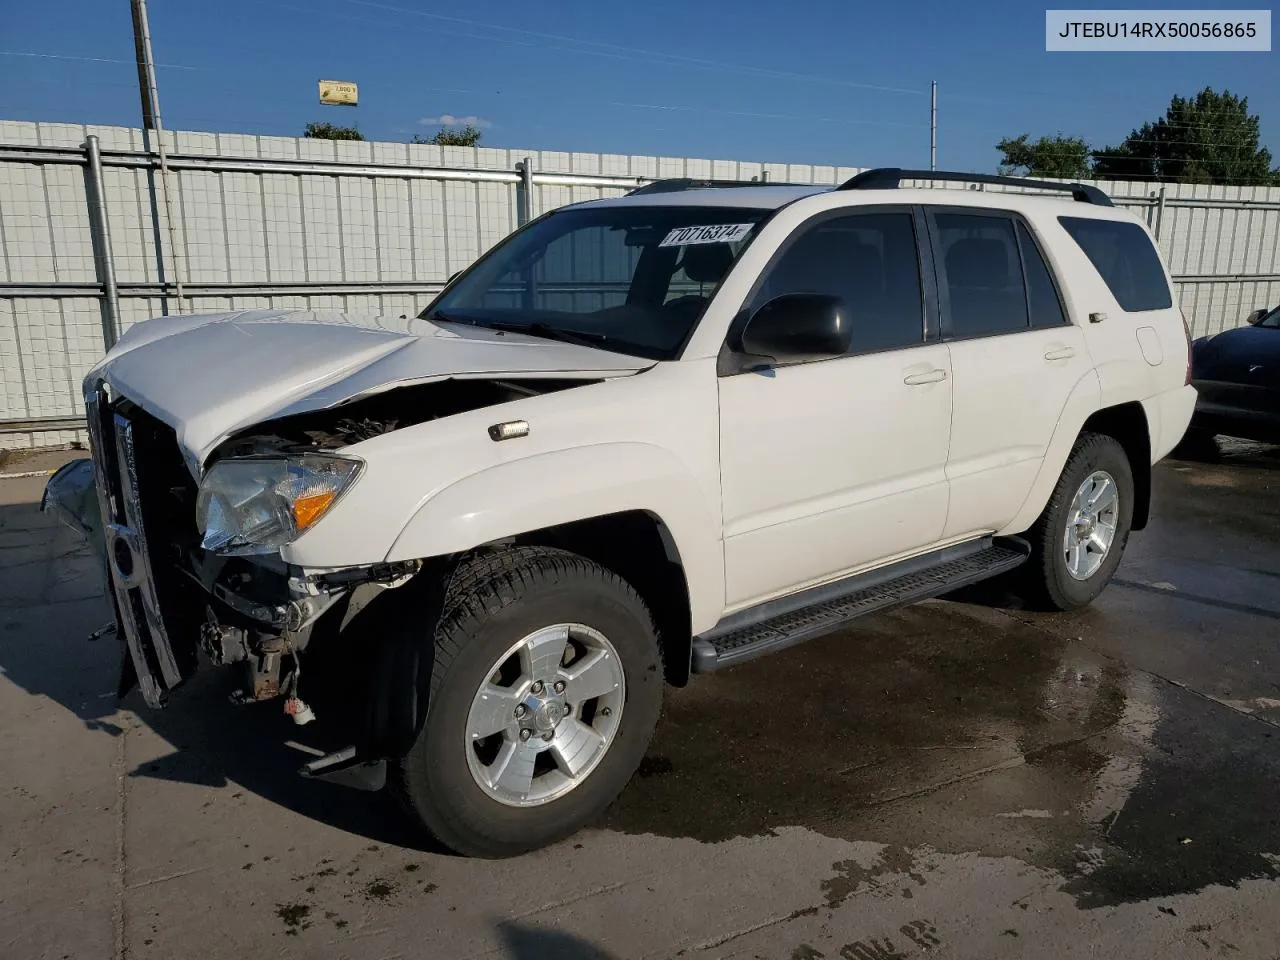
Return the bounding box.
[903,368,948,385]
[1044,347,1076,361]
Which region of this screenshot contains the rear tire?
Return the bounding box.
[389,546,663,858]
[1019,433,1134,611]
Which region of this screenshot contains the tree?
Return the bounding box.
[1091,88,1278,184]
[413,124,483,147]
[997,134,1092,178]
[303,121,364,141]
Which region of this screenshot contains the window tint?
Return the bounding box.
[664,244,738,305]
[751,212,923,354]
[1059,216,1173,312]
[1017,222,1067,328]
[935,213,1028,337]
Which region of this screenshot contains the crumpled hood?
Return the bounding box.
[89,308,654,469]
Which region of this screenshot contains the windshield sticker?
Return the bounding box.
[659,223,754,247]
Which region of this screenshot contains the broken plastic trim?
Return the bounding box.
[41,458,106,558]
[306,558,422,591]
[299,746,388,792]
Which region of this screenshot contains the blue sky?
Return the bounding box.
[3,0,1277,172]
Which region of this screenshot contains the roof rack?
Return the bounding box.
[836,167,1113,207]
[626,177,812,196]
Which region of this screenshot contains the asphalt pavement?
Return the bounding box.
[1,441,1278,960]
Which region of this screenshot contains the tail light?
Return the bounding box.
[1180,309,1193,385]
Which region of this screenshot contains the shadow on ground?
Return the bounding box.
[0,497,426,850]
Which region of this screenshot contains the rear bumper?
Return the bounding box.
[1142,383,1198,462]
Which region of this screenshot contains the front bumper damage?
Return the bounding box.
[47,381,416,729]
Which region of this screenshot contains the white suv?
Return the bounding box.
[47,167,1196,857]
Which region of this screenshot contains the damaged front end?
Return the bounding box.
[43,381,417,717]
[49,374,591,718]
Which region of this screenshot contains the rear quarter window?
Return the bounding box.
[1058,216,1172,312]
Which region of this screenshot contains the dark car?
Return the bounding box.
[1184,305,1280,446]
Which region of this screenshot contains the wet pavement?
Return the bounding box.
[1,440,1278,959]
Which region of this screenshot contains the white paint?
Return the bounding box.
[718,345,952,607]
[1136,325,1164,366]
[88,308,653,470]
[943,325,1091,537]
[83,180,1199,638]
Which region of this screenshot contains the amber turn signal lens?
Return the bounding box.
[293,491,337,530]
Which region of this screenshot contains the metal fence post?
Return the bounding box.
[518,156,535,226]
[1153,184,1168,242]
[84,135,122,350]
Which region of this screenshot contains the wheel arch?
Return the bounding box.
[1078,402,1152,530]
[354,511,696,768]
[1001,369,1152,536]
[511,510,695,686]
[384,441,724,637]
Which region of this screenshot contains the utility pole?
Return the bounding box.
[930,80,937,171]
[130,0,185,311]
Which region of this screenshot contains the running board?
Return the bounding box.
[691,537,1030,673]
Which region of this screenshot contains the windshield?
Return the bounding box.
[422,204,770,360]
[1259,306,1280,328]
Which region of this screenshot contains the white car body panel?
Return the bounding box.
[82,180,1197,649]
[718,343,952,609]
[88,309,653,471]
[943,325,1092,538]
[283,360,728,634]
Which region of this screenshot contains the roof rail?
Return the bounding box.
[626,177,812,196]
[836,167,1113,207]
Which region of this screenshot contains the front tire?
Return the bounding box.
[1020,433,1135,611]
[389,546,663,858]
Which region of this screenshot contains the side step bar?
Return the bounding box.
[691,537,1030,673]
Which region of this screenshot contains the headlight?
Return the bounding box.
[195,454,362,555]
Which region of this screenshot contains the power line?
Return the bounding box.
[610,100,927,129]
[254,0,927,96]
[0,50,204,70]
[344,0,928,94]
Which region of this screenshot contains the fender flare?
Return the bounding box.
[385,442,726,633]
[1000,368,1104,536]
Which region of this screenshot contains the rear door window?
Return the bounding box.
[933,212,1029,338]
[1017,223,1068,328]
[1058,216,1172,312]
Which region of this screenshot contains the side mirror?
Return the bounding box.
[739,294,851,365]
[447,271,460,283]
[1246,307,1270,325]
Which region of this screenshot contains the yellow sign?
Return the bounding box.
[318,80,358,106]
